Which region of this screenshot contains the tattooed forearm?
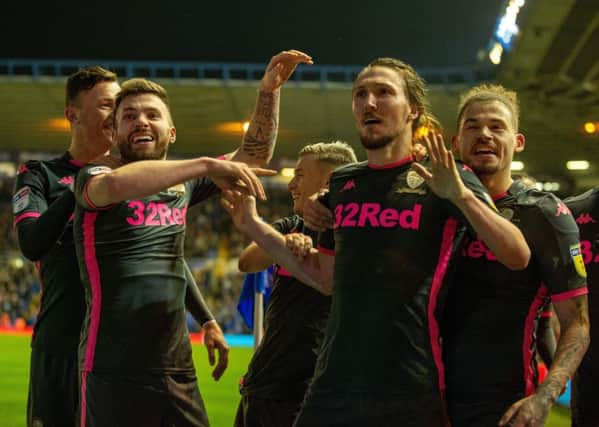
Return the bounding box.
[536,296,590,403]
[241,90,280,163]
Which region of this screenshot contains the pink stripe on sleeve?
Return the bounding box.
[13,211,41,227]
[551,287,588,303]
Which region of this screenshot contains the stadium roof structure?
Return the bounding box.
[0,0,597,195]
[497,0,599,191]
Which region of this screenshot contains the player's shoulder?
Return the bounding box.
[565,188,599,207]
[330,161,369,181]
[517,189,577,227]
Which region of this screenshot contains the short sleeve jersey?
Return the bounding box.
[565,189,599,375]
[443,180,587,402]
[313,156,495,395]
[241,215,331,400]
[73,164,219,374]
[12,152,85,354]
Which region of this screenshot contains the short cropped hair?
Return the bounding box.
[299,141,357,167]
[457,84,520,130]
[65,66,117,107]
[115,78,172,124]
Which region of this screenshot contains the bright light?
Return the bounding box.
[280,168,295,178]
[510,161,524,171]
[495,0,525,47]
[215,121,249,136]
[566,160,590,170]
[584,122,597,134]
[542,182,560,192]
[242,121,250,133]
[45,118,71,132]
[489,42,504,65]
[414,126,430,140]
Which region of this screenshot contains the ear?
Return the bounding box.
[514,133,525,153]
[65,105,78,124]
[169,127,177,144]
[408,105,419,122]
[450,135,460,154]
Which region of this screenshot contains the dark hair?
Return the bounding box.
[114,78,172,124]
[357,58,432,134]
[65,66,117,107]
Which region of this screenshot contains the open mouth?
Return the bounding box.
[363,116,382,126]
[473,147,497,156]
[130,133,155,146]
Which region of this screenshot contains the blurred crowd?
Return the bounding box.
[0,179,293,334]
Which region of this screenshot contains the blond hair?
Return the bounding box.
[457,84,519,130]
[299,141,357,166]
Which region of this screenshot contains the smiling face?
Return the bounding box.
[351,66,417,151]
[452,100,524,179]
[287,154,331,215]
[68,81,120,155]
[114,93,176,163]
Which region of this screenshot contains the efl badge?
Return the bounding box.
[12,186,31,213]
[570,244,587,278]
[406,171,424,189]
[87,166,112,176]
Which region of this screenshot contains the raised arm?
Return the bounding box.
[412,133,530,270]
[499,296,590,426]
[221,190,333,295]
[228,50,313,167]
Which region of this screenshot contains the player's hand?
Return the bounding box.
[285,233,313,259]
[220,190,260,234]
[412,141,427,161]
[205,158,276,201]
[259,50,313,92]
[303,191,333,231]
[497,393,552,427]
[411,133,470,203]
[202,320,229,381]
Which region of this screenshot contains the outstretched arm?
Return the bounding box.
[412,133,530,270]
[82,157,275,207]
[229,50,313,167]
[221,190,333,294]
[498,295,589,426]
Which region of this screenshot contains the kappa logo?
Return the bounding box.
[555,202,571,217]
[58,176,74,186]
[340,179,356,192]
[17,164,29,175]
[576,213,596,224]
[462,164,473,173]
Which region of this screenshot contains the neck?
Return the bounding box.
[67,135,110,163]
[478,171,513,197]
[366,135,412,166]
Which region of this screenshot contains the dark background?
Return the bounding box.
[1,0,505,67]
